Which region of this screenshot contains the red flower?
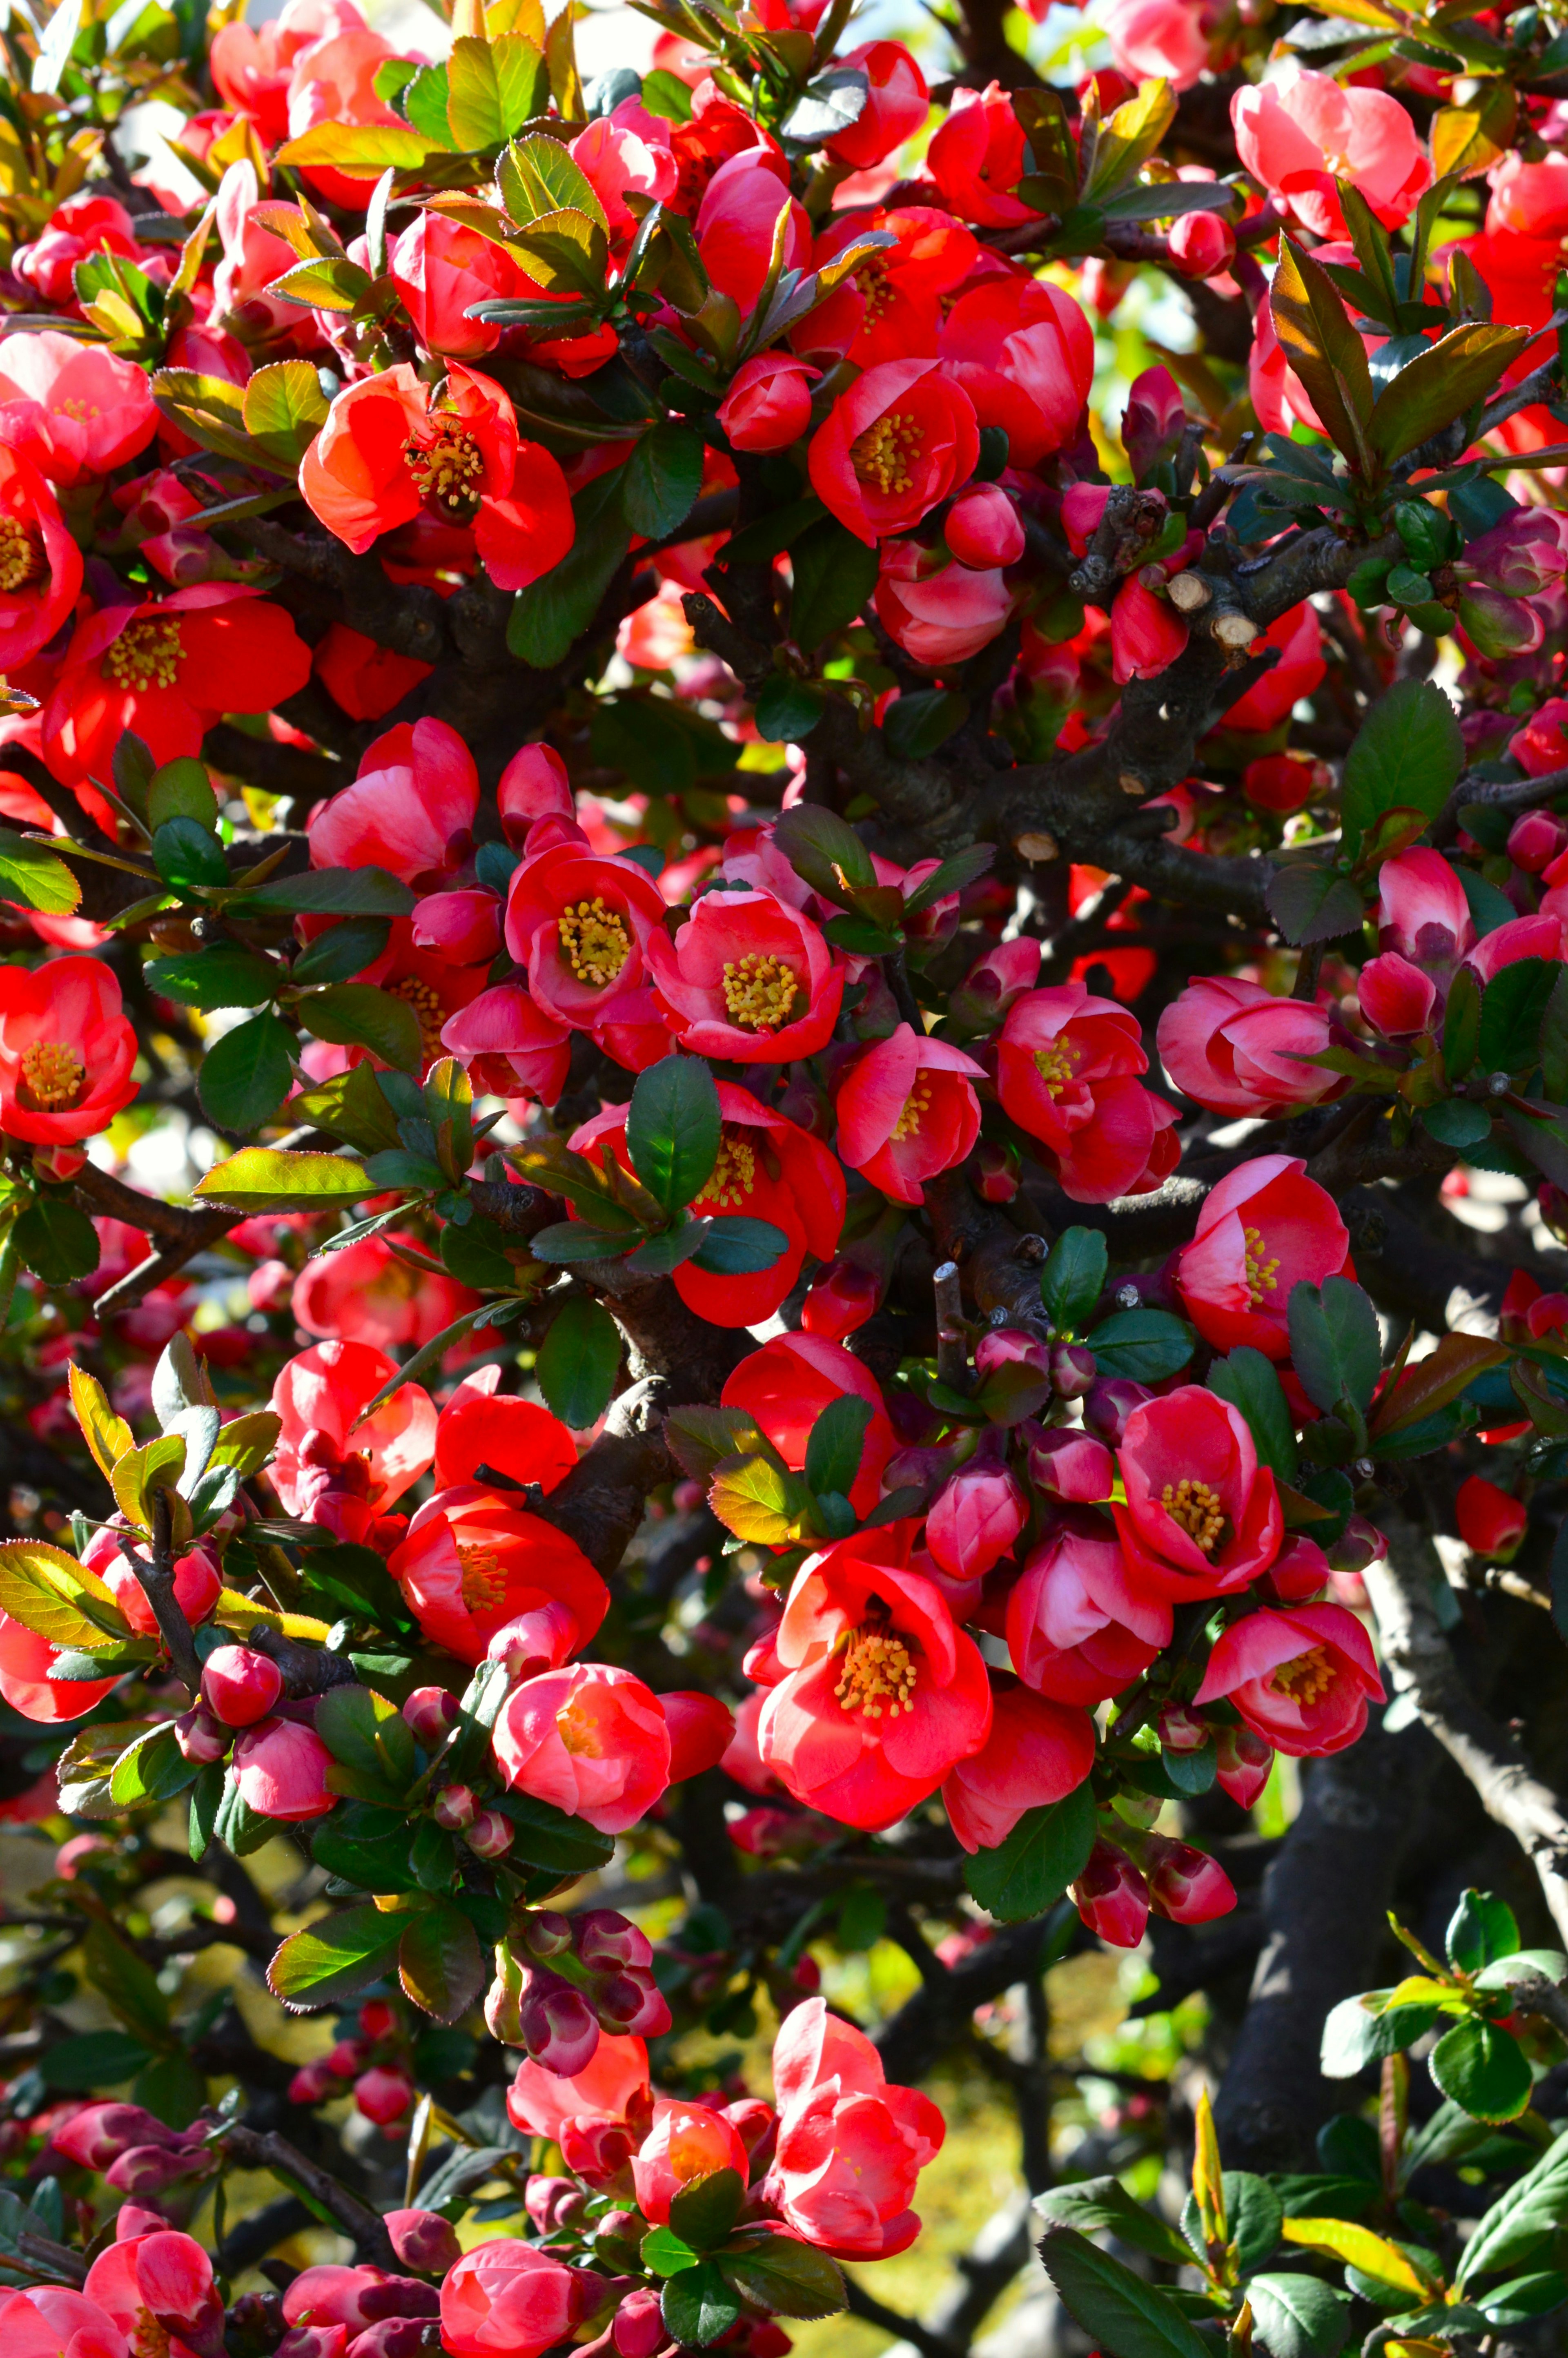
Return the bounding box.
[13,192,141,305]
[695,156,811,314]
[505,843,669,1036]
[834,1023,984,1205]
[1456,1474,1528,1560]
[722,1333,897,1521]
[0,957,137,1147]
[0,443,83,673]
[41,587,311,787]
[314,622,434,722]
[946,484,1025,568]
[758,1537,993,1832]
[391,1487,608,1667]
[299,363,573,593]
[0,1613,119,1722]
[232,1718,336,1819]
[1176,1155,1350,1361]
[1111,575,1188,682]
[506,2032,650,2147]
[85,2229,224,2358]
[570,1080,844,1328]
[633,2101,751,2227]
[808,359,978,546]
[0,333,155,486]
[823,42,928,167]
[1143,1833,1236,1923]
[1232,65,1428,238]
[269,1339,437,1544]
[927,82,1041,227]
[81,1525,220,1636]
[937,277,1093,468]
[1071,1839,1149,1947]
[1156,976,1343,1119]
[1220,601,1325,733]
[413,887,502,967]
[293,1234,481,1354]
[1005,1509,1171,1704]
[389,211,533,359]
[1114,1386,1283,1602]
[763,1997,944,2258]
[306,718,478,887]
[997,983,1176,1203]
[943,1680,1095,1854]
[925,1460,1027,1578]
[441,2242,600,2358]
[493,1662,671,1833]
[440,984,571,1107]
[875,544,1014,666]
[717,354,820,452]
[335,918,492,1077]
[646,888,844,1061]
[1194,1602,1384,1756]
[800,206,978,370]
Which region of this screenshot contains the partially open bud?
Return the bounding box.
[1214,1723,1273,1809]
[1329,1515,1388,1576]
[1167,207,1235,279]
[1144,1834,1236,1924]
[385,2209,462,2275]
[1071,1841,1149,1947]
[800,1260,879,1340]
[432,1783,477,1830]
[575,1910,653,1972]
[1157,1704,1207,1754]
[1457,1474,1527,1561]
[201,1644,284,1728]
[519,1967,601,2074]
[1027,1426,1114,1502]
[403,1685,460,1748]
[486,1600,579,1681]
[1083,1377,1154,1446]
[174,1707,231,1765]
[521,1908,573,1959]
[594,1974,673,2038]
[466,1809,514,1858]
[526,2177,587,2235]
[1051,1343,1096,1400]
[611,2288,668,2358]
[925,1462,1028,1578]
[945,483,1025,570]
[975,1137,1021,1202]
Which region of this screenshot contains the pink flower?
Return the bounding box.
[412,887,502,967]
[722,1333,896,1520]
[1194,1602,1384,1755]
[943,1680,1095,1853]
[1157,975,1342,1117]
[1143,1833,1236,1922]
[1232,67,1429,238]
[763,1997,944,2258]
[506,2033,650,2146]
[925,1460,1028,1578]
[646,888,844,1061]
[808,359,979,546]
[498,742,574,846]
[389,212,531,358]
[441,2243,599,2358]
[232,1718,336,1820]
[504,845,668,1035]
[1358,953,1437,1038]
[0,1614,119,1723]
[0,332,155,485]
[13,192,141,305]
[718,354,820,452]
[633,2100,750,2227]
[1006,1510,1171,1704]
[834,1024,984,1205]
[85,2227,225,2358]
[875,543,1014,665]
[493,1663,671,1834]
[927,82,1039,227]
[1377,847,1475,969]
[570,116,679,241]
[0,957,138,1148]
[824,41,928,167]
[1175,1154,1350,1361]
[998,983,1177,1203]
[695,154,811,315]
[1100,0,1211,85]
[307,717,479,888]
[945,484,1025,569]
[439,985,571,1107]
[1114,1386,1283,1601]
[202,1645,283,1728]
[1112,575,1188,683]
[1456,1474,1528,1559]
[81,1527,221,1638]
[1071,1840,1149,1947]
[269,1339,436,1542]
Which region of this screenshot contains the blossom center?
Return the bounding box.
[834,1616,918,1719]
[1160,1478,1227,1554]
[1270,1645,1334,1704]
[1032,1039,1080,1098]
[18,1039,85,1110]
[557,1698,604,1756]
[457,1539,508,1615]
[891,1076,932,1142]
[0,513,43,594]
[721,952,799,1031]
[851,410,923,497]
[104,616,183,690]
[1243,1225,1280,1306]
[697,1131,757,1210]
[388,974,448,1063]
[405,419,486,522]
[130,2312,169,2358]
[855,255,894,322]
[559,898,631,988]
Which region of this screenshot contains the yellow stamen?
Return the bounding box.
[18,1039,85,1111]
[558,898,631,989]
[1270,1645,1334,1704]
[697,1130,757,1211]
[892,1077,931,1143]
[1032,1039,1081,1099]
[104,617,183,691]
[388,974,447,1064]
[834,1616,918,1720]
[405,419,486,522]
[457,1539,508,1615]
[850,410,924,497]
[131,2315,170,2358]
[855,255,894,323]
[721,952,799,1032]
[557,1698,603,1756]
[0,514,43,595]
[1161,1478,1227,1555]
[1243,1225,1280,1305]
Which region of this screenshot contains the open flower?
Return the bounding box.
[1232,65,1429,237]
[494,1662,672,1833]
[0,441,81,673]
[763,1996,945,2257]
[997,983,1176,1202]
[0,332,155,485]
[808,359,978,545]
[633,2102,751,2227]
[835,1025,984,1205]
[1175,1155,1350,1360]
[84,2229,225,2358]
[390,1487,608,1666]
[306,717,479,888]
[758,1537,993,1832]
[439,984,572,1107]
[646,888,844,1062]
[1157,976,1343,1118]
[293,1234,481,1355]
[1006,1509,1171,1703]
[269,1339,437,1545]
[1114,1387,1283,1601]
[1194,1602,1384,1755]
[504,845,668,1037]
[936,277,1094,469]
[0,958,138,1147]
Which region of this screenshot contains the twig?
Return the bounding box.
[843,2277,964,2358]
[127,1489,202,1696]
[1432,759,1568,850]
[934,1261,969,1392]
[219,2125,398,2267]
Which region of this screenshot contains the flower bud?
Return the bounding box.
[1051,1342,1097,1399]
[975,1137,1021,1202]
[1541,1182,1568,1248]
[360,1999,397,2040]
[522,1908,574,1958]
[519,1967,601,2075]
[403,1685,460,1748]
[497,742,572,849]
[174,1706,231,1765]
[925,1462,1029,1578]
[385,2209,462,2276]
[1359,951,1436,1039]
[411,886,502,965]
[1456,583,1544,660]
[612,2289,667,2358]
[329,2037,371,2078]
[716,353,820,453]
[800,1260,880,1339]
[1456,1474,1527,1561]
[201,1643,283,1729]
[1143,1834,1236,1924]
[1070,1841,1149,1948]
[594,1972,673,2039]
[433,1783,477,1830]
[288,2062,337,2105]
[1083,1377,1154,1446]
[1243,752,1328,816]
[466,1809,514,1858]
[1508,809,1568,872]
[526,2177,587,2235]
[575,1910,653,1972]
[1214,1723,1273,1810]
[1027,1426,1114,1502]
[945,484,1025,570]
[355,2067,414,2126]
[486,1600,579,1680]
[1263,1533,1330,1602]
[1157,1704,1206,1753]
[1328,1514,1388,1576]
[1167,208,1235,279]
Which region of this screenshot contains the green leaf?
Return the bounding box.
[1040,1227,1108,1334]
[84,1919,169,2045]
[290,917,392,986]
[1444,963,1483,1083]
[530,1222,637,1264]
[491,1790,616,1876]
[194,1147,370,1215]
[1226,2173,1285,2273]
[300,983,421,1073]
[771,805,876,899]
[790,516,879,649]
[627,1053,721,1215]
[1479,957,1558,1075]
[1286,1276,1382,1417]
[1481,2271,1568,2325]
[1209,1347,1299,1482]
[670,2170,745,2253]
[1246,2274,1350,2358]
[536,1295,622,1429]
[398,1902,486,2023]
[622,419,704,539]
[689,1217,788,1273]
[1270,238,1376,476]
[109,1725,198,1810]
[1039,2227,1214,2358]
[153,815,228,891]
[1084,1307,1195,1384]
[311,1802,415,1892]
[39,2030,152,2090]
[881,689,969,760]
[0,1541,127,1652]
[804,1397,872,1500]
[715,2233,846,2322]
[441,1215,518,1290]
[1341,678,1464,860]
[315,1685,417,1794]
[1448,1888,1520,1973]
[508,468,630,667]
[298,1543,413,1634]
[267,254,375,314]
[642,2226,702,2278]
[1420,1098,1492,1148]
[1459,2128,1568,2287]
[500,132,607,231]
[963,1782,1095,1923]
[446,31,548,145]
[188,1758,224,1861]
[1267,860,1366,947]
[241,359,329,466]
[591,696,697,794]
[0,829,80,915]
[1034,2180,1192,2267]
[1369,321,1530,469]
[709,1453,801,1544]
[236,869,416,916]
[13,1197,99,1286]
[754,676,825,743]
[277,119,432,176]
[1321,1992,1441,2077]
[146,943,278,1009]
[1431,2016,1533,2123]
[662,2260,743,2347]
[132,2050,206,2132]
[198,1010,296,1134]
[267,1903,413,2010]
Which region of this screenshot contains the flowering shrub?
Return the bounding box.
[3,0,1568,2345]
